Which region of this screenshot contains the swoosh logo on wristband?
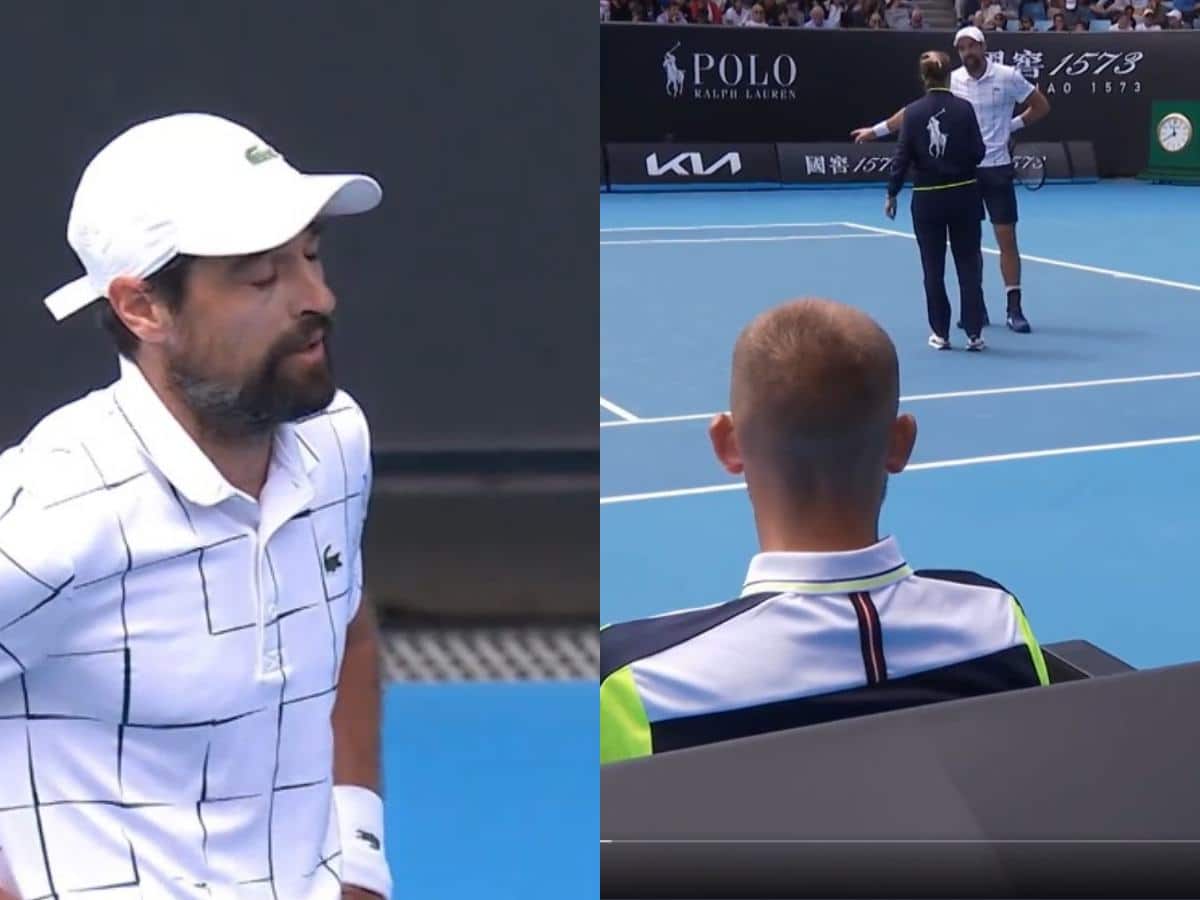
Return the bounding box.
[356,829,381,851]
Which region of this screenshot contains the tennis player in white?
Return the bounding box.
[853,26,1051,335]
[0,114,391,899]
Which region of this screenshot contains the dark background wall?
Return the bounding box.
[0,0,594,456]
[602,25,1200,177]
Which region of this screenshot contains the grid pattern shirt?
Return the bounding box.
[0,357,371,898]
[950,60,1036,167]
[600,538,1049,764]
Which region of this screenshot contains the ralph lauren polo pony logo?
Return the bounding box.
[323,545,343,575]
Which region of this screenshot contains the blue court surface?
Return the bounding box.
[601,181,1200,670]
[383,681,596,898]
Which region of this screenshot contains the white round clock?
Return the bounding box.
[1157,112,1193,153]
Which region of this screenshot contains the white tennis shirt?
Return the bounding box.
[950,59,1036,167]
[0,356,371,898]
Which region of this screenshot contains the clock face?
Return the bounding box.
[1158,113,1193,153]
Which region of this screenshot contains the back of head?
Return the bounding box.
[919,50,952,89]
[730,298,900,506]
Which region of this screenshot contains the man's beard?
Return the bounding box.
[167,319,336,438]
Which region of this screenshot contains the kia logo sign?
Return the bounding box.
[645,151,743,177]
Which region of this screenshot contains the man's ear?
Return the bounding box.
[106,276,173,347]
[709,412,744,475]
[885,413,917,475]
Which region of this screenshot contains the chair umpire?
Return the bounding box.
[885,51,988,351]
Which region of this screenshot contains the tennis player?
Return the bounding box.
[0,114,391,898]
[853,26,1051,335]
[886,52,988,351]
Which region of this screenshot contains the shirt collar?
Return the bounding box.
[112,356,318,508]
[741,536,913,596]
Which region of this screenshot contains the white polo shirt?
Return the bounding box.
[600,537,1048,764]
[0,357,371,898]
[951,59,1036,167]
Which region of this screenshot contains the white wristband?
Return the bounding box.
[1010,115,1025,132]
[872,121,891,138]
[335,785,393,898]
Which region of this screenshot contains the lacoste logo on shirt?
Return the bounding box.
[323,545,343,574]
[245,144,280,165]
[356,829,381,851]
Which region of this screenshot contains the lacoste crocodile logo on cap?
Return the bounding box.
[244,144,280,165]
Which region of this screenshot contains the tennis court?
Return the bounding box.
[601,180,1200,670]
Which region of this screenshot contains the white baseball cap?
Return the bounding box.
[954,25,986,44]
[43,112,383,322]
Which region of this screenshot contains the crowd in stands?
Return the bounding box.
[959,0,1195,30]
[600,0,1196,27]
[601,0,930,28]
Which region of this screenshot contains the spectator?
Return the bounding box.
[883,0,911,26]
[907,5,928,25]
[785,0,807,23]
[725,0,753,23]
[630,0,648,19]
[1166,7,1188,26]
[1169,0,1194,26]
[992,9,1010,26]
[1020,0,1047,18]
[762,0,782,19]
[771,3,794,24]
[848,0,883,25]
[958,0,982,25]
[824,0,848,24]
[688,0,724,22]
[745,2,770,23]
[609,0,634,19]
[1019,12,1036,25]
[1062,0,1092,27]
[601,0,610,20]
[1140,0,1166,26]
[980,8,1000,24]
[1072,17,1089,26]
[656,0,687,22]
[1050,10,1069,26]
[598,299,1051,765]
[868,9,887,24]
[805,3,835,24]
[1113,6,1136,25]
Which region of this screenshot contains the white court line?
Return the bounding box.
[601,234,890,247]
[841,221,1200,293]
[600,369,1200,429]
[600,396,640,422]
[599,222,846,233]
[600,433,1200,505]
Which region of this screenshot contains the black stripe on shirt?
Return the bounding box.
[850,592,887,685]
[648,643,1042,756]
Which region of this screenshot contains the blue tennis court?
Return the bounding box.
[383,680,596,898]
[601,181,1200,670]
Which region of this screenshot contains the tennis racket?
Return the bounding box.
[1009,140,1047,191]
[1013,153,1047,191]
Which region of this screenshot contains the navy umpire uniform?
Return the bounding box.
[886,51,987,350]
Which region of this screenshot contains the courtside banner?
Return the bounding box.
[1013,141,1072,182]
[778,142,903,185]
[605,142,780,189]
[602,23,1200,177]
